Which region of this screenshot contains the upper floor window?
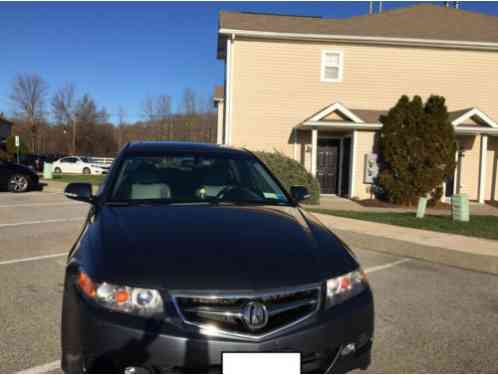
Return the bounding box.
[321,51,343,83]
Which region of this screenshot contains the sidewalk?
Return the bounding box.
[39,179,67,193]
[314,213,498,275]
[307,196,498,216]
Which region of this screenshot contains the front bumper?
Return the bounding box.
[66,289,374,373]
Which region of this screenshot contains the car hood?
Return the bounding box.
[80,204,357,291]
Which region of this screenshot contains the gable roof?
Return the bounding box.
[450,108,498,128]
[218,4,498,55]
[213,85,225,102]
[299,103,498,134]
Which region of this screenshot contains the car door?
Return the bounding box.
[73,157,85,174]
[60,157,77,173]
[0,160,10,188]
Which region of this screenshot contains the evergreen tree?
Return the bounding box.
[378,95,457,205]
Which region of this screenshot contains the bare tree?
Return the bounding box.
[156,95,172,120]
[142,96,156,122]
[117,106,127,149]
[181,88,197,115]
[52,82,78,154]
[9,73,48,152]
[142,95,172,120]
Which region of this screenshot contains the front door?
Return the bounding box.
[317,139,340,194]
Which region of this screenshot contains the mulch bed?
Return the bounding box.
[486,200,498,208]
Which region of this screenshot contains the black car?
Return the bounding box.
[61,142,374,374]
[0,159,41,192]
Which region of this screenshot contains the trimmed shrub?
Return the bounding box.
[253,150,320,204]
[378,95,457,205]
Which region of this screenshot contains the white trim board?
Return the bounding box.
[320,50,344,83]
[302,122,381,130]
[308,102,365,123]
[219,28,498,51]
[452,107,498,128]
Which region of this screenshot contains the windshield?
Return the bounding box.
[109,154,290,205]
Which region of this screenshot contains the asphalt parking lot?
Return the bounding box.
[1,192,497,373]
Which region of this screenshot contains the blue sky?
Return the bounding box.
[1,1,497,123]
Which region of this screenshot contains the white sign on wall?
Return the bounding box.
[364,153,379,184]
[15,135,20,147]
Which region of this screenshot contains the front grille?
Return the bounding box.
[172,285,321,339]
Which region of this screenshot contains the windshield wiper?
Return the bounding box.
[206,198,288,206]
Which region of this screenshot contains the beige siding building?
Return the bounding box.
[214,4,498,202]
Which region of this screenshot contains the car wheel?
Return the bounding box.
[54,167,62,174]
[83,167,91,175]
[8,174,30,193]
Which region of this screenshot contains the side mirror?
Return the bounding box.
[290,186,311,203]
[64,183,94,203]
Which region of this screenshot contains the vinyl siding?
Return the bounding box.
[354,131,377,199]
[229,37,498,153]
[228,37,498,199]
[458,135,480,200]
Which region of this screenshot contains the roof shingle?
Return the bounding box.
[219,4,498,44]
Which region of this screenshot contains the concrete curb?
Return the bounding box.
[334,229,498,275]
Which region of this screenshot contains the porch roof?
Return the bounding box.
[297,103,498,135]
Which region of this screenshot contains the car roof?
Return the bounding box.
[123,141,251,157]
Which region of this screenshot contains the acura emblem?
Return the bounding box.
[242,301,269,331]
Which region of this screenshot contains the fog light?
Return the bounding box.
[340,343,356,356]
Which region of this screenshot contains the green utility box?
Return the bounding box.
[451,194,470,222]
[43,162,53,180]
[416,197,428,219]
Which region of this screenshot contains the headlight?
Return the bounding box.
[325,269,368,309]
[77,271,164,317]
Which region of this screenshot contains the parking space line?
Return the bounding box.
[0,217,85,228]
[0,253,66,266]
[16,360,60,374]
[14,256,411,374]
[0,202,80,208]
[364,258,411,274]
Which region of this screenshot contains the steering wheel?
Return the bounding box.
[215,184,237,200]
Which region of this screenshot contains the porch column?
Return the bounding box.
[311,128,318,177]
[478,134,488,204]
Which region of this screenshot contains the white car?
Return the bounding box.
[52,156,109,175]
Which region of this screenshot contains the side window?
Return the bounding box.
[66,157,78,163]
[321,51,343,83]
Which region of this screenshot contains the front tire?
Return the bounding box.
[8,174,30,193]
[82,167,91,175]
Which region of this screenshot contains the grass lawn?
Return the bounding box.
[307,208,498,241]
[52,174,106,186]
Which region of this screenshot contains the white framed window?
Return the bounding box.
[321,50,343,82]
